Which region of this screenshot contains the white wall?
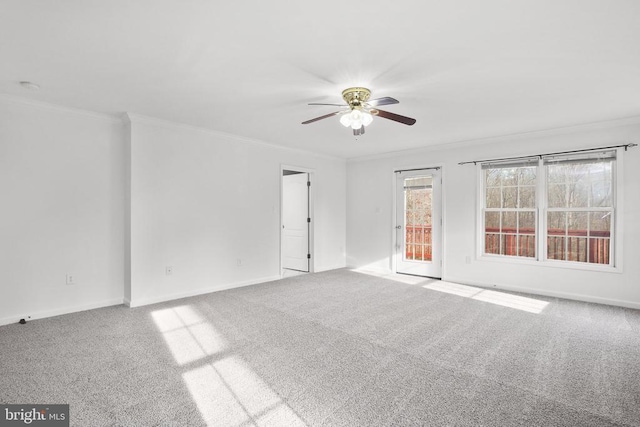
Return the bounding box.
[0,97,346,322]
[0,97,125,325]
[347,119,640,308]
[126,116,346,307]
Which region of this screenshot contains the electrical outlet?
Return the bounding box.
[66,274,76,285]
[166,266,173,275]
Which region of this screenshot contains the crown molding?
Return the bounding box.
[347,115,640,163]
[125,112,345,162]
[0,93,121,122]
[0,94,344,162]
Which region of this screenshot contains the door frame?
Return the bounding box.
[391,164,445,277]
[280,164,315,275]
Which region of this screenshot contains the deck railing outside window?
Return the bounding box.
[484,227,610,264]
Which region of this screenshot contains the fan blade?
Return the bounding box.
[375,108,416,125]
[308,103,346,106]
[367,97,399,107]
[302,111,343,124]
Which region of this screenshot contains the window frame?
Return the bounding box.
[475,148,623,273]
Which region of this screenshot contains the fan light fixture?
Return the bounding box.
[340,87,374,136]
[340,109,373,129]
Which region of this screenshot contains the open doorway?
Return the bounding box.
[281,167,314,275]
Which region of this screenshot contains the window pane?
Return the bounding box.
[568,212,588,237]
[547,183,566,208]
[547,164,569,184]
[590,162,612,208]
[589,212,611,264]
[585,161,612,201]
[547,211,566,260]
[411,193,422,211]
[518,212,535,233]
[485,169,501,187]
[519,186,536,208]
[484,208,501,255]
[518,234,535,257]
[485,234,501,254]
[503,187,517,208]
[590,212,611,237]
[486,187,501,208]
[567,237,588,263]
[547,211,566,232]
[520,168,536,185]
[502,168,518,186]
[415,244,421,260]
[568,178,590,208]
[485,212,500,233]
[406,210,415,226]
[547,162,613,209]
[547,235,564,260]
[502,211,516,232]
[425,208,432,225]
[502,234,517,256]
[591,180,612,207]
[589,238,610,264]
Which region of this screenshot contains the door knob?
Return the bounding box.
[395,225,402,229]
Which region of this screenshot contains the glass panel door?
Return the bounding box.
[395,169,442,278]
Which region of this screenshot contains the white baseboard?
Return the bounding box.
[127,275,282,308]
[444,275,640,310]
[347,265,393,274]
[0,298,125,327]
[314,264,348,273]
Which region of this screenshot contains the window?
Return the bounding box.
[482,160,537,258]
[480,150,617,267]
[545,151,614,264]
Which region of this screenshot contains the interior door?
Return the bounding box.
[282,172,309,272]
[395,169,442,278]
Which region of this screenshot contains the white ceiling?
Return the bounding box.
[2,1,639,159]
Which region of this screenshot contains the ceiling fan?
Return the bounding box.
[302,87,416,136]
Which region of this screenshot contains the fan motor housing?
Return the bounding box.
[342,87,371,109]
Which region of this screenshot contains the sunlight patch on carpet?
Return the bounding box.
[151,305,227,365]
[423,282,549,314]
[182,357,306,426]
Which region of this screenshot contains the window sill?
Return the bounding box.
[477,254,622,273]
